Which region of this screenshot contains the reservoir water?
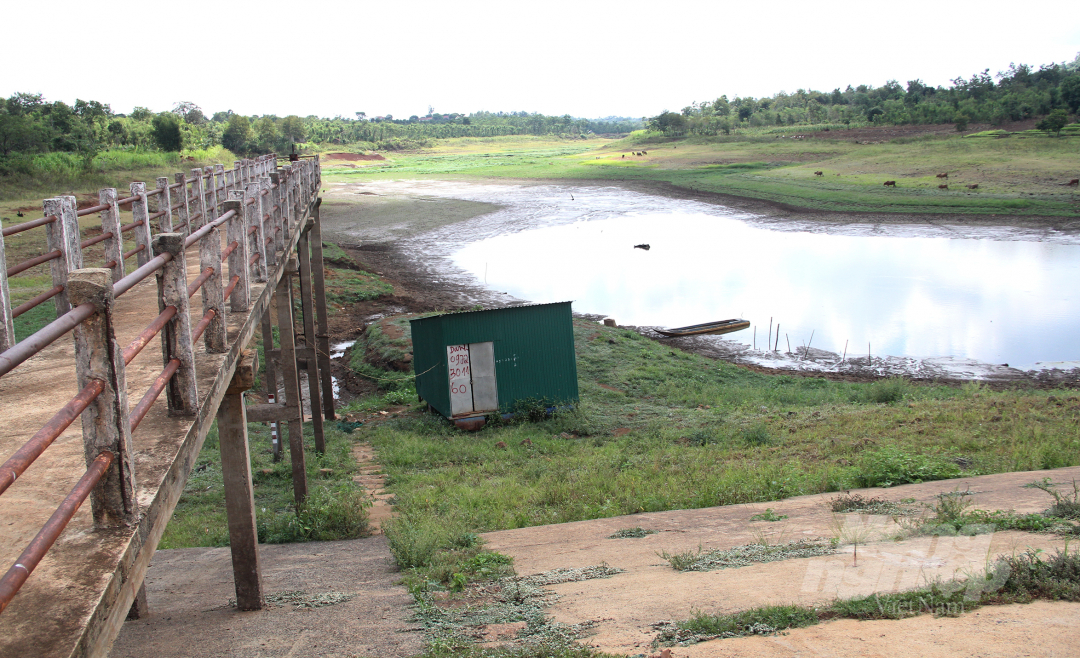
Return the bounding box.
[369,181,1080,372]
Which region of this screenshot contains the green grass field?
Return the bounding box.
[322,131,1080,217]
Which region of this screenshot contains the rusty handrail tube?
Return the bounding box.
[112,253,171,298]
[122,306,178,366]
[249,252,260,265]
[80,231,114,249]
[119,220,144,234]
[116,196,137,207]
[0,450,114,614]
[223,274,240,302]
[122,245,144,261]
[247,226,258,236]
[148,210,166,221]
[128,359,180,432]
[11,285,64,319]
[221,241,239,260]
[76,204,111,217]
[187,267,215,298]
[2,215,56,238]
[6,250,63,278]
[145,188,162,198]
[0,380,106,498]
[191,308,217,343]
[0,303,96,378]
[183,209,235,248]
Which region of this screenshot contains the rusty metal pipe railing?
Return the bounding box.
[2,215,56,238]
[0,303,96,378]
[80,231,114,249]
[148,210,166,221]
[221,241,239,260]
[0,450,113,614]
[183,209,234,248]
[223,275,240,302]
[122,306,177,366]
[187,268,214,299]
[249,252,260,265]
[128,359,180,432]
[145,188,162,198]
[11,285,64,319]
[112,253,171,298]
[6,250,62,278]
[116,196,137,207]
[119,220,144,234]
[76,203,110,217]
[0,379,106,498]
[192,308,217,343]
[122,245,144,261]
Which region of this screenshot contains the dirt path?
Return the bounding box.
[482,465,1080,657]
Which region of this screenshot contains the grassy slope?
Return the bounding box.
[372,319,1080,572]
[323,133,1080,217]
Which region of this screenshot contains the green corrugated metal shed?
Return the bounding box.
[410,302,579,419]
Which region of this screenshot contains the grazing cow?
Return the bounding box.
[884,181,896,187]
[622,154,625,158]
[1068,179,1079,186]
[938,184,949,190]
[967,184,979,189]
[642,151,648,155]
[634,244,651,250]
[16,210,24,217]
[936,173,948,179]
[814,171,823,176]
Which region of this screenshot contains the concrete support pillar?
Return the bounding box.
[217,350,264,611]
[309,200,335,421]
[296,228,324,452]
[276,259,307,505]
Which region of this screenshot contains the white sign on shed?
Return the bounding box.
[446,342,498,416]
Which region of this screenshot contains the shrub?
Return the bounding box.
[854,446,961,487]
[257,482,370,543]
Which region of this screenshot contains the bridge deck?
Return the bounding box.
[0,215,304,656]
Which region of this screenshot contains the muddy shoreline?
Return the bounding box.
[319,178,1080,390]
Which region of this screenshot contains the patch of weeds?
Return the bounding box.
[412,565,623,654]
[741,423,771,447]
[659,538,835,572]
[917,490,1074,536]
[655,547,1080,647]
[749,508,788,522]
[609,527,659,539]
[855,377,912,404]
[1029,478,1080,520]
[257,481,370,543]
[264,590,355,609]
[854,446,962,488]
[828,492,912,515]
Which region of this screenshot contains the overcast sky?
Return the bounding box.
[5,0,1079,120]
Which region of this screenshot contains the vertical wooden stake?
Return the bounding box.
[68,268,138,526]
[217,350,264,611]
[774,324,780,352]
[277,260,307,505]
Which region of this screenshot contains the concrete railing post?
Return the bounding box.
[198,219,227,353]
[258,176,277,268]
[233,160,242,190]
[259,307,280,462]
[280,166,293,238]
[217,350,264,611]
[155,178,173,233]
[223,197,251,312]
[68,268,138,526]
[277,258,307,505]
[0,232,13,352]
[203,166,217,225]
[190,169,207,230]
[128,183,152,267]
[152,233,198,415]
[214,164,226,219]
[296,227,325,452]
[269,172,285,254]
[173,172,190,234]
[98,188,124,283]
[244,183,267,283]
[43,196,84,317]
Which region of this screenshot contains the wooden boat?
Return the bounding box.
[655,318,750,338]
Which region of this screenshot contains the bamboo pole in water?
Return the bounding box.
[774,324,780,351]
[842,339,848,363]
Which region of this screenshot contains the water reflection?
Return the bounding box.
[453,212,1080,369]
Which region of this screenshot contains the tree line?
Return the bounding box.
[0,93,643,175]
[649,53,1080,136]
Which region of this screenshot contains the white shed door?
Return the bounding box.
[446,342,498,416]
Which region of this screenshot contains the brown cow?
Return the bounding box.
[642,151,648,155]
[938,184,949,190]
[814,171,823,176]
[936,173,948,178]
[884,181,896,187]
[1068,179,1079,186]
[967,184,979,189]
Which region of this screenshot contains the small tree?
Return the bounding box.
[151,113,183,151]
[222,114,252,154]
[954,112,970,132]
[1036,109,1069,135]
